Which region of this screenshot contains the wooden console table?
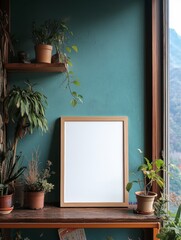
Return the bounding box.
[0,206,160,240]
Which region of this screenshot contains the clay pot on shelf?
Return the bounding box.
[135,191,157,214]
[0,193,13,208]
[0,193,14,214]
[24,191,45,210]
[35,44,53,63]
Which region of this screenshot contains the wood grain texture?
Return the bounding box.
[4,63,67,72]
[0,206,160,224]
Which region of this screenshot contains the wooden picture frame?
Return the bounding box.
[60,116,128,207]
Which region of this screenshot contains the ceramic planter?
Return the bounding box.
[0,193,14,214]
[24,191,45,209]
[35,44,53,63]
[0,193,13,208]
[135,191,157,214]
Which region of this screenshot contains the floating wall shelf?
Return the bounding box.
[4,63,67,73]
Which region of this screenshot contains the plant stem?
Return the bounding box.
[12,136,18,165]
[144,176,147,195]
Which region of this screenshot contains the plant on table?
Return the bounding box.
[24,151,54,193]
[126,149,165,213]
[126,149,165,196]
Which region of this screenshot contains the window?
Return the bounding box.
[166,0,181,210]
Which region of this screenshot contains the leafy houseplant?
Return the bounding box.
[24,151,54,209]
[32,19,68,63]
[4,81,48,165]
[32,19,83,106]
[157,204,181,240]
[126,149,165,214]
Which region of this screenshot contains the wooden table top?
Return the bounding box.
[0,205,160,224]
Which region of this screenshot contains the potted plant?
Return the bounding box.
[126,149,165,214]
[0,147,26,213]
[4,81,48,165]
[24,151,54,209]
[32,19,68,63]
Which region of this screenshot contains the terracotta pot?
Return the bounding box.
[0,193,13,208]
[24,191,45,209]
[35,44,53,63]
[135,191,157,214]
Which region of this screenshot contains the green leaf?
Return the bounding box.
[175,204,181,225]
[72,91,78,97]
[68,71,74,75]
[72,45,78,52]
[67,59,73,66]
[144,157,152,170]
[155,159,164,169]
[137,164,147,171]
[70,99,77,107]
[77,94,83,103]
[72,80,80,86]
[66,46,71,53]
[126,182,133,192]
[20,100,26,117]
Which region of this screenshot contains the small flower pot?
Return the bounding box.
[24,191,45,210]
[0,193,13,208]
[35,44,53,63]
[135,191,157,214]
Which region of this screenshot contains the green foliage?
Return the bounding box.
[64,70,83,107]
[154,194,168,218]
[157,204,181,240]
[60,46,83,107]
[4,81,48,135]
[126,149,165,195]
[24,151,54,193]
[33,19,84,107]
[0,148,26,196]
[32,19,68,46]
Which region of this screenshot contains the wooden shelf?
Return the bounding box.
[0,206,160,239]
[0,205,160,226]
[4,63,67,73]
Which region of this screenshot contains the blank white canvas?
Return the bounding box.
[63,121,124,203]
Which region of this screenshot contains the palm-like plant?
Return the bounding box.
[4,81,48,164]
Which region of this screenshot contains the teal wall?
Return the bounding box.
[10,0,145,239]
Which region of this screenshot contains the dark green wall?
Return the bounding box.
[10,0,145,239]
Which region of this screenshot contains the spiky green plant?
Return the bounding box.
[0,147,26,195]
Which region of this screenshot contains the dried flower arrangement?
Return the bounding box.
[24,151,54,193]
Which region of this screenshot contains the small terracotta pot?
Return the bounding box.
[35,44,53,63]
[135,191,157,214]
[0,193,13,208]
[24,191,45,210]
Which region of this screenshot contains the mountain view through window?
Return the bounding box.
[169,0,181,208]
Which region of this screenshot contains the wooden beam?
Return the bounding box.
[151,0,163,194]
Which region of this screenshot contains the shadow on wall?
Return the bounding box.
[46,118,60,203]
